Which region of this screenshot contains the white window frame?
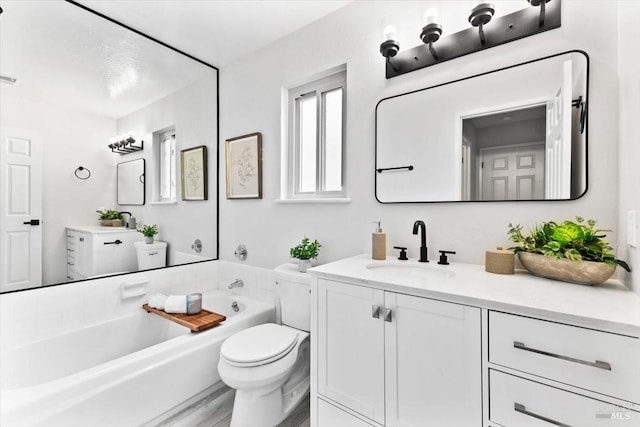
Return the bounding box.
[286,70,347,200]
[157,130,176,203]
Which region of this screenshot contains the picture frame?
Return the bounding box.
[180,145,208,201]
[225,132,262,199]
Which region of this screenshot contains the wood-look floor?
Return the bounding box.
[160,387,310,427]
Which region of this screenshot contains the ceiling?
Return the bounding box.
[76,0,353,67]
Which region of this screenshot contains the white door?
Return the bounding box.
[317,279,385,425]
[0,127,43,292]
[384,293,482,427]
[480,143,545,200]
[545,59,573,199]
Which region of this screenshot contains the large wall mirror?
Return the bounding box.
[0,1,218,293]
[376,51,588,203]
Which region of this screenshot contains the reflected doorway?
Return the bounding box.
[461,104,547,201]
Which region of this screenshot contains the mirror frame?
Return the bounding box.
[374,50,589,204]
[117,158,146,206]
[1,0,220,294]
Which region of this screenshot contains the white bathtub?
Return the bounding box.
[0,291,276,427]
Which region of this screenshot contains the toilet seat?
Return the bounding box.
[220,324,299,367]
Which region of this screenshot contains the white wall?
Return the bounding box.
[0,94,117,284]
[220,1,622,275]
[117,72,219,265]
[617,0,640,295]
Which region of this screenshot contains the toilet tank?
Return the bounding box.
[134,241,167,270]
[275,263,311,331]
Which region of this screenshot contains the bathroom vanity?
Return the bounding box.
[66,226,141,281]
[309,255,640,427]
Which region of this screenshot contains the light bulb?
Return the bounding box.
[383,25,397,42]
[424,8,439,25]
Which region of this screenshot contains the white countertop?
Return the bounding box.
[309,255,640,335]
[66,225,138,234]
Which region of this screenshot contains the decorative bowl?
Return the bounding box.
[517,252,616,286]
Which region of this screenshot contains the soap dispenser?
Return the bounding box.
[372,221,387,260]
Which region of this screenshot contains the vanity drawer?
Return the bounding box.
[489,311,640,403]
[490,370,639,426]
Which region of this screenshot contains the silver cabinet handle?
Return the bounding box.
[372,305,381,319]
[67,262,75,266]
[514,341,611,371]
[514,403,572,427]
[67,248,74,252]
[384,308,392,322]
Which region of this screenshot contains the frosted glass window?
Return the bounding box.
[159,131,176,201]
[287,69,346,199]
[298,95,317,192]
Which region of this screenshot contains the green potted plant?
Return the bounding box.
[508,217,630,285]
[138,224,159,244]
[96,209,122,226]
[290,236,321,272]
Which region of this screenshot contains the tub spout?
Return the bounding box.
[228,279,244,289]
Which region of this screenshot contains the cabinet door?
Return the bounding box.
[93,232,139,275]
[317,398,376,427]
[384,292,482,427]
[317,279,385,424]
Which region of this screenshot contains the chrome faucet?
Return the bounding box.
[228,279,244,289]
[412,220,429,263]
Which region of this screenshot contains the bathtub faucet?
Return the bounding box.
[228,279,244,289]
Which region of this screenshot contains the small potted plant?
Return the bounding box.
[508,217,630,285]
[96,209,122,226]
[290,236,321,273]
[138,224,159,244]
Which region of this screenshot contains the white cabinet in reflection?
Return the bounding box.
[66,226,141,281]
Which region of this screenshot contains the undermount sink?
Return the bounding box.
[365,262,455,280]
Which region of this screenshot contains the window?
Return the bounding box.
[157,130,176,202]
[286,69,346,199]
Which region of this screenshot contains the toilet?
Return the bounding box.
[133,241,167,271]
[218,263,311,427]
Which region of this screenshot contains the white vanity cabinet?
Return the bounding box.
[315,278,482,427]
[488,311,640,426]
[310,255,640,427]
[66,226,141,280]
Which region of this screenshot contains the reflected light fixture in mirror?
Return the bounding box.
[378,0,561,78]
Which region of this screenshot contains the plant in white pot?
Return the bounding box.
[290,236,321,273]
[508,217,630,285]
[138,224,158,244]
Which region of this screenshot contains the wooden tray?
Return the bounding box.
[143,304,226,332]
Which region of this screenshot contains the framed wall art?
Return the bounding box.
[225,132,262,199]
[180,145,208,201]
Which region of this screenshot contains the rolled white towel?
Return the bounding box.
[148,293,167,310]
[164,295,187,314]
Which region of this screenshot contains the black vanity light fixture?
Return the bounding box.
[380,0,561,79]
[108,132,144,155]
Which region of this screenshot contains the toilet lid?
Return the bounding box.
[221,324,299,366]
